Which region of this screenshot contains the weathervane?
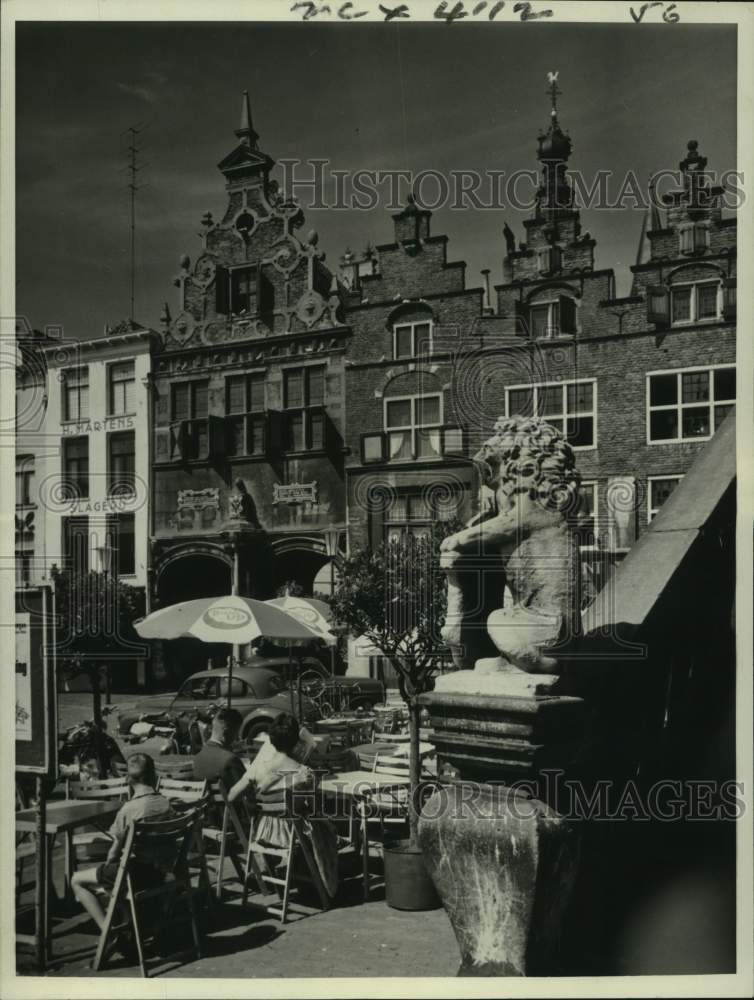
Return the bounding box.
[546,71,561,118]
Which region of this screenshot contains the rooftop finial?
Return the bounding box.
[546,71,561,119]
[235,89,259,148]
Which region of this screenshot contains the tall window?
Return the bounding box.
[226,372,266,456]
[671,281,720,324]
[393,320,432,360]
[108,360,136,415]
[108,431,135,495]
[106,512,135,576]
[283,366,325,452]
[171,380,209,460]
[384,394,443,461]
[679,224,709,255]
[62,437,89,498]
[15,455,34,506]
[647,365,735,443]
[63,516,89,574]
[383,489,461,544]
[62,367,89,421]
[506,379,596,449]
[648,476,683,522]
[530,302,560,339]
[231,267,257,314]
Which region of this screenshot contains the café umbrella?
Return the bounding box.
[133,595,327,708]
[264,594,338,715]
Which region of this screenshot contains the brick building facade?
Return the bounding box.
[342,83,736,589]
[150,94,350,677]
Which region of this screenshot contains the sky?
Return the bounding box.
[16,21,736,337]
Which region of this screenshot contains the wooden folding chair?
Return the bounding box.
[201,780,263,901]
[244,786,331,924]
[154,758,196,782]
[66,778,130,866]
[92,810,203,978]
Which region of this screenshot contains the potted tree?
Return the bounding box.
[328,522,459,909]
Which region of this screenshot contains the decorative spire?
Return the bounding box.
[535,72,573,215]
[235,89,259,149]
[546,70,562,121]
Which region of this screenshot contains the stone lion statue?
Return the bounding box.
[436,415,581,695]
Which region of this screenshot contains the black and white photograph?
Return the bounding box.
[2,1,752,996]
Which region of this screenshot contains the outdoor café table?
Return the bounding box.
[318,770,411,901]
[16,798,122,960]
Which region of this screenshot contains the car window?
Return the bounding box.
[175,676,214,701]
[218,677,248,699]
[265,674,285,696]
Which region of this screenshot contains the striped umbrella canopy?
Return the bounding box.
[133,595,325,645]
[264,595,336,646]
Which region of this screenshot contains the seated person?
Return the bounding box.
[229,713,339,901]
[193,707,246,790]
[71,753,173,952]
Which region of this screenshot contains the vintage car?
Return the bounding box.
[251,655,387,711]
[118,664,320,742]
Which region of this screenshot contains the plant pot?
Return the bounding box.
[383,838,441,911]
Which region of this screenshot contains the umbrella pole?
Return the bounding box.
[227,649,233,710]
[288,642,295,716]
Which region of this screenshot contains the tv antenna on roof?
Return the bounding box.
[122,124,148,322]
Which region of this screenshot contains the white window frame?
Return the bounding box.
[505,378,597,451]
[670,279,721,326]
[579,481,599,525]
[107,359,136,417]
[383,392,443,462]
[62,366,89,422]
[529,300,561,339]
[646,363,735,445]
[647,475,684,523]
[392,319,434,360]
[678,223,710,255]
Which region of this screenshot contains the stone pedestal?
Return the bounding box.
[418,783,579,976]
[418,690,585,785]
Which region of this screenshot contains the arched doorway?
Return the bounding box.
[271,539,330,597]
[155,548,233,688]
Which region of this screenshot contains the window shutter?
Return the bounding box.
[558,295,577,335]
[647,285,670,326]
[169,421,187,461]
[515,300,530,337]
[208,415,226,460]
[361,432,385,464]
[266,410,285,455]
[259,268,275,326]
[215,265,230,315]
[722,277,737,321]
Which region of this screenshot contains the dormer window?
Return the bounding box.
[393,320,432,360]
[231,267,257,315]
[671,281,720,324]
[526,295,576,339]
[679,223,709,255]
[537,246,561,275]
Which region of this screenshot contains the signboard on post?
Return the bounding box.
[15,585,57,777]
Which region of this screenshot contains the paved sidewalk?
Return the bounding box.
[18,878,459,979]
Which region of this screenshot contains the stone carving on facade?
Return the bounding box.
[436,414,581,697]
[227,478,262,528]
[173,488,220,530]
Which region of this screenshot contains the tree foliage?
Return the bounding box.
[328,520,461,704]
[50,567,145,676]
